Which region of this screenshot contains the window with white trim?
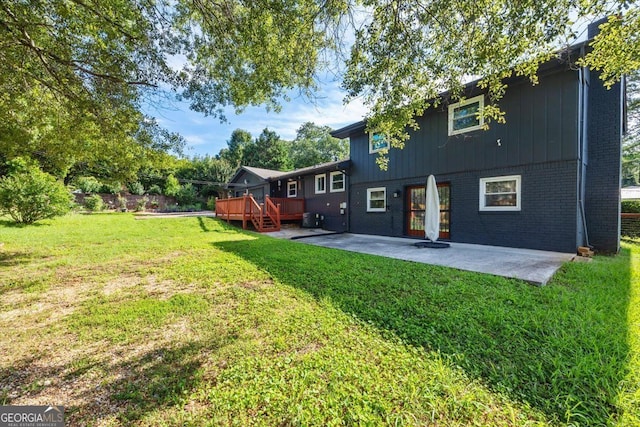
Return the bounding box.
[448,95,484,136]
[287,181,297,198]
[315,174,326,194]
[479,175,521,211]
[330,171,345,192]
[369,132,389,153]
[367,187,386,212]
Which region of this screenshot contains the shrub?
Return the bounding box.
[147,184,162,195]
[84,194,104,212]
[117,195,128,212]
[75,176,102,194]
[0,158,73,224]
[127,181,145,195]
[135,196,149,212]
[149,197,160,209]
[101,181,122,194]
[200,184,220,198]
[176,183,198,206]
[164,175,180,197]
[206,197,216,211]
[622,200,640,213]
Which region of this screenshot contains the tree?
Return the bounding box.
[219,129,253,168]
[176,155,235,198]
[623,70,640,185]
[290,122,349,168]
[0,1,345,125]
[242,129,292,171]
[0,0,340,177]
[0,158,72,224]
[164,175,181,197]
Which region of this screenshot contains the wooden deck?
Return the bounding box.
[215,195,304,232]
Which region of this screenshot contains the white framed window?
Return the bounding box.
[367,187,386,212]
[330,171,345,192]
[287,181,297,198]
[315,174,326,194]
[369,132,389,153]
[479,175,521,211]
[448,95,485,136]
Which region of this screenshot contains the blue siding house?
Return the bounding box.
[332,44,624,253]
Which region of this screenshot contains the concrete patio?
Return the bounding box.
[265,230,576,285]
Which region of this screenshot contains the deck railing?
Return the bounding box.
[271,197,305,219]
[264,196,281,226]
[215,194,304,231]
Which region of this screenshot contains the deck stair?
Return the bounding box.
[215,194,304,233]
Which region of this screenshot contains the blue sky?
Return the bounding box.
[144,77,368,158]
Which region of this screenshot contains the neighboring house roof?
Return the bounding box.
[622,186,640,200]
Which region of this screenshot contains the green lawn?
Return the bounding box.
[0,214,638,426]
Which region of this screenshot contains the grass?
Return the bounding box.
[0,213,638,426]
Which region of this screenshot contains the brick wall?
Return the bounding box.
[349,160,579,253]
[584,71,623,253]
[74,193,177,211]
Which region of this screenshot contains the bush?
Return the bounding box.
[200,184,220,198]
[117,195,128,211]
[0,158,73,224]
[127,181,145,195]
[147,184,162,195]
[622,200,640,213]
[75,176,102,194]
[176,183,198,206]
[84,194,104,212]
[164,175,180,197]
[101,181,122,194]
[206,197,216,211]
[135,196,149,212]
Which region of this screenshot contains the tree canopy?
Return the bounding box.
[1,1,637,174]
[241,129,293,171]
[290,122,349,169]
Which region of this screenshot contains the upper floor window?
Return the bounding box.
[287,181,297,198]
[330,171,345,192]
[448,95,484,136]
[479,175,521,211]
[315,174,326,194]
[369,132,389,153]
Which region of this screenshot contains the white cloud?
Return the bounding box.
[183,134,207,146]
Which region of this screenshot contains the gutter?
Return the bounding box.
[578,52,591,248]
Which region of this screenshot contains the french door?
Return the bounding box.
[406,183,450,239]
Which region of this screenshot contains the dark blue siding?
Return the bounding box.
[584,71,623,253]
[350,69,579,186]
[301,172,348,232]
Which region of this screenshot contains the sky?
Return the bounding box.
[143,76,368,159]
